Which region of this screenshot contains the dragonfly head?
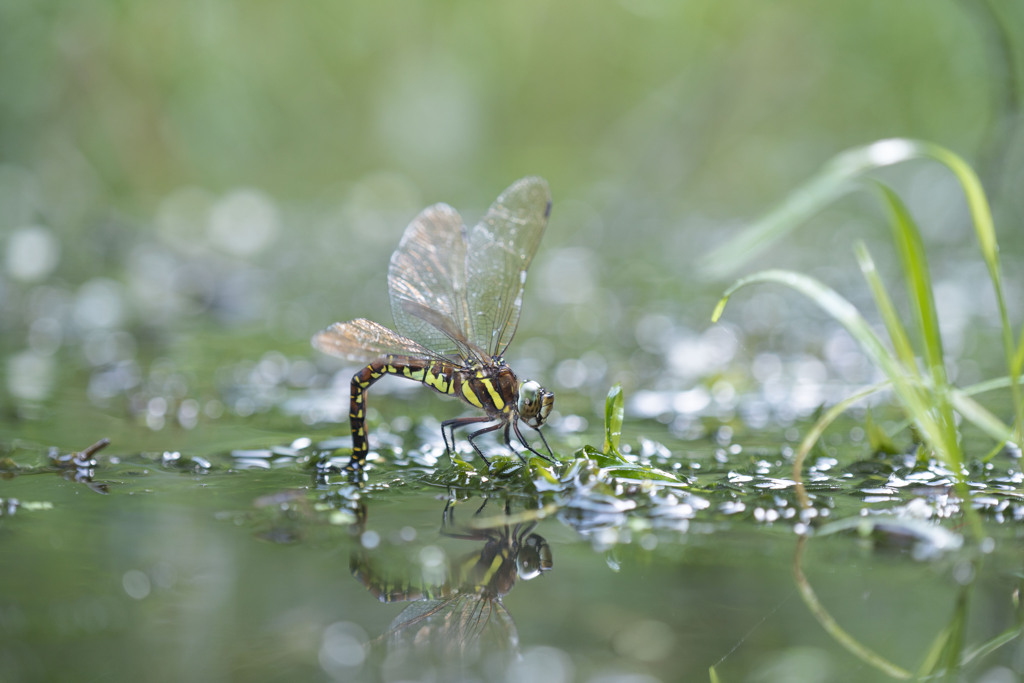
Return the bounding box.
[517,379,554,429]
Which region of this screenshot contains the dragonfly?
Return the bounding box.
[312,176,555,476]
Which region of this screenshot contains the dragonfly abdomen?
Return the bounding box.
[348,355,519,470]
[349,356,452,468]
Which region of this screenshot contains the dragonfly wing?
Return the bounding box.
[387,203,480,360]
[312,318,440,364]
[465,177,551,357]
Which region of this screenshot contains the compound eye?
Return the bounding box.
[518,381,540,419]
[520,380,541,406]
[518,380,554,429]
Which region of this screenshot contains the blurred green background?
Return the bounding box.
[4,0,1024,451]
[3,0,1024,459]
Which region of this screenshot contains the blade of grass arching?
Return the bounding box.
[874,185,961,467]
[920,143,1021,443]
[960,376,1024,462]
[960,376,1024,463]
[960,625,1023,667]
[854,242,919,374]
[701,140,923,278]
[701,164,854,279]
[713,269,951,462]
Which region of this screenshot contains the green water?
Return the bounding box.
[3,388,1023,682]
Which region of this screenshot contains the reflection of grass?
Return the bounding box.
[711,139,1022,541]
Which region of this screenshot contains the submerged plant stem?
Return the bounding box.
[793,535,913,679]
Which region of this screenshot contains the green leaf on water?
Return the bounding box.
[487,455,525,477]
[530,459,562,489]
[581,444,629,468]
[599,465,688,486]
[604,384,625,457]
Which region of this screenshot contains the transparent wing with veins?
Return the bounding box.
[311,318,449,364]
[466,176,551,358]
[386,177,551,361]
[387,203,478,361]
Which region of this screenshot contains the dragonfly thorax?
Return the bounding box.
[517,379,554,429]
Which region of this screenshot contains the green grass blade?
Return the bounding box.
[704,139,1020,439]
[960,625,1024,666]
[876,183,947,385]
[874,184,961,465]
[922,144,1000,286]
[961,374,1024,397]
[854,242,919,374]
[603,384,624,457]
[954,375,1024,460]
[886,143,1020,442]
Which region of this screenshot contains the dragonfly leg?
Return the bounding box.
[440,497,497,541]
[511,418,555,463]
[466,421,509,464]
[441,415,494,460]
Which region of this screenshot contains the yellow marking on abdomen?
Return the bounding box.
[424,369,449,393]
[402,367,426,381]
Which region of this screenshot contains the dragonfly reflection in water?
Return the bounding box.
[313,178,555,480]
[351,496,553,663]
